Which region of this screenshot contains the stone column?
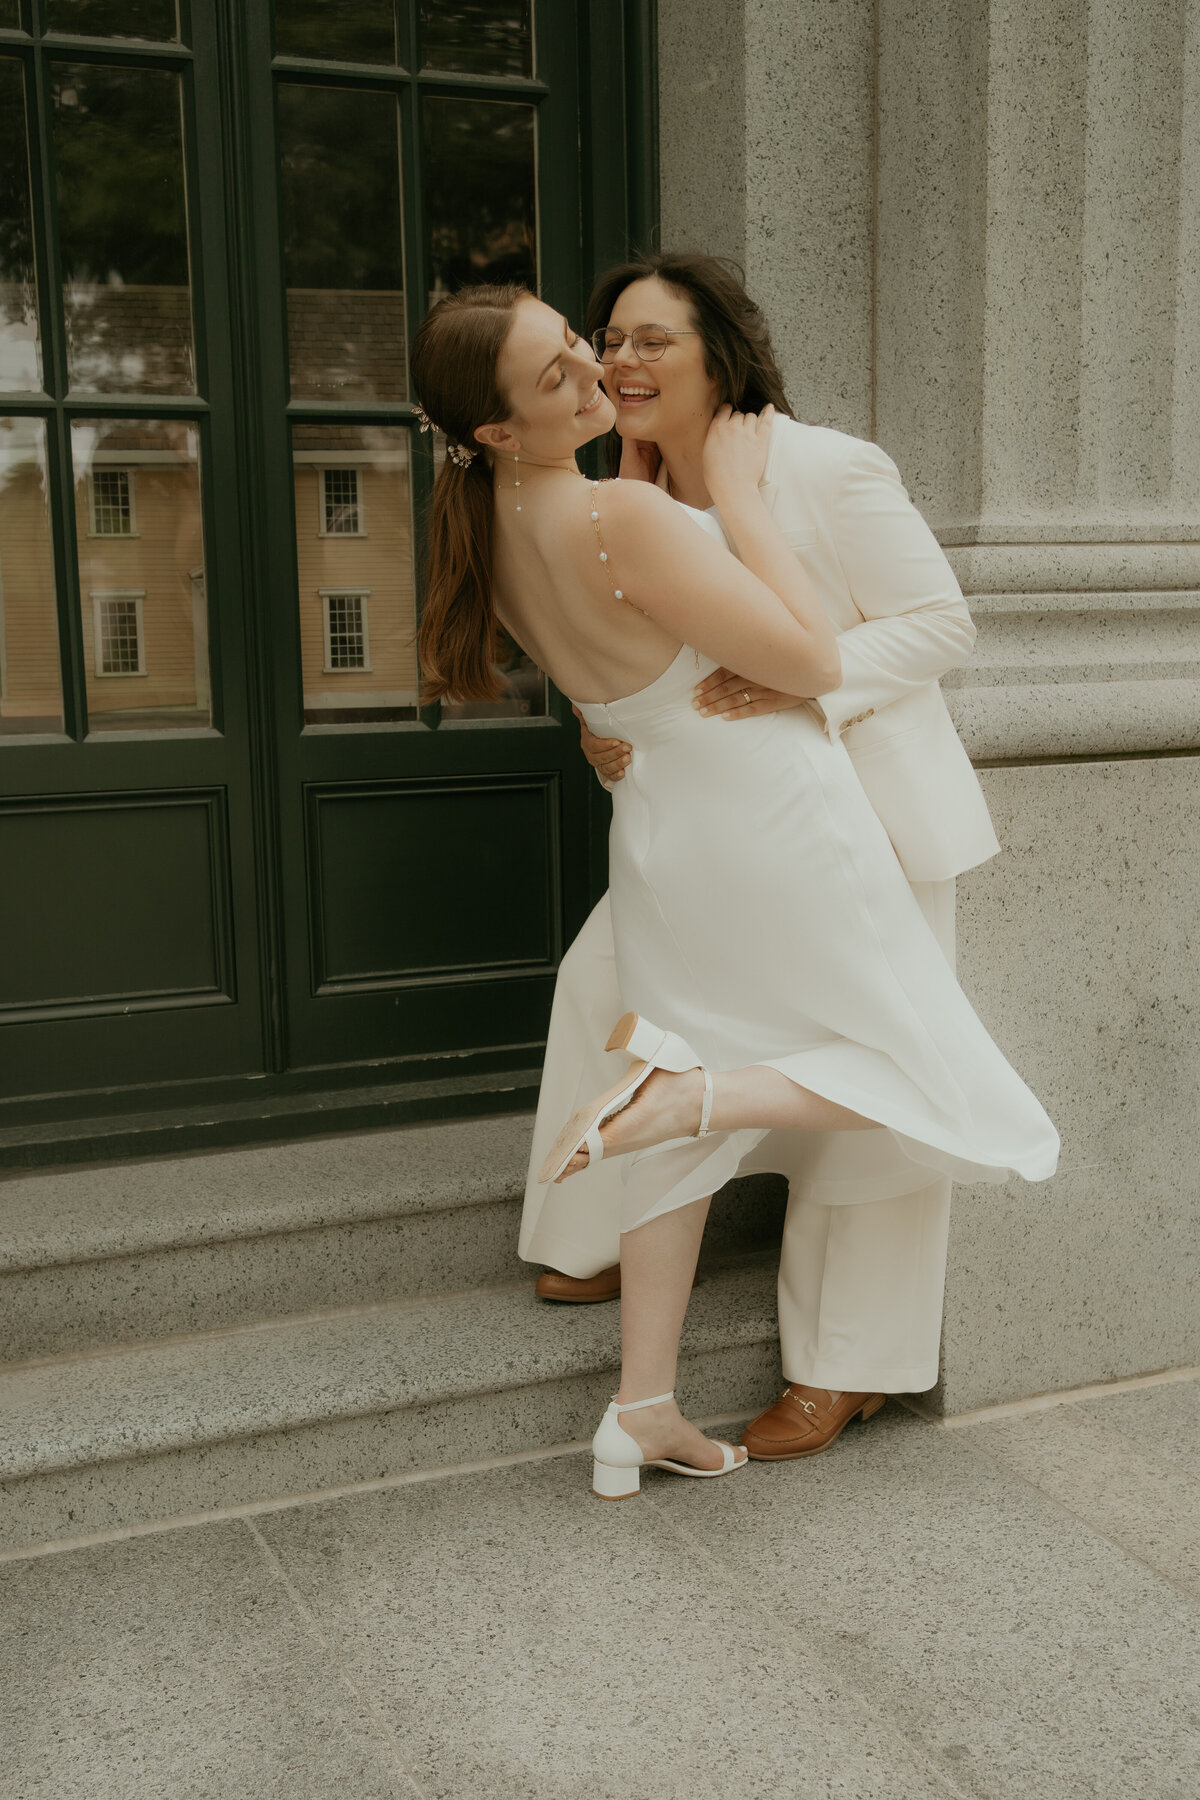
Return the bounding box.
[658,0,1200,1411]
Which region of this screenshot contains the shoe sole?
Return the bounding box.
[535,1055,653,1186]
[535,1287,621,1304]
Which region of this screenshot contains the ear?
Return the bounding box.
[474,421,521,454]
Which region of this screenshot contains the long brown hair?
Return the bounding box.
[584,252,794,473]
[411,283,528,703]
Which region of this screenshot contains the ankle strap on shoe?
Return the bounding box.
[695,1067,713,1138]
[613,1390,674,1412]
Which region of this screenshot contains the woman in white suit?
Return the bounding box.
[520,253,1002,1456]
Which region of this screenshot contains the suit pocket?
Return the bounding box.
[783,527,818,550]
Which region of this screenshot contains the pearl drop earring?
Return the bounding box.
[514,451,521,513]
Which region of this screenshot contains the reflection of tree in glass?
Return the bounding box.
[420,0,532,78]
[0,59,40,390]
[46,0,179,40]
[274,0,397,65]
[424,99,536,301]
[52,63,193,393]
[278,85,404,290]
[53,66,188,285]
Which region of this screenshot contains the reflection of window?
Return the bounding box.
[92,591,146,676]
[90,468,135,536]
[321,589,370,671]
[320,466,363,535]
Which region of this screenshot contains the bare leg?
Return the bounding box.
[561,1063,878,1177]
[613,1193,746,1472]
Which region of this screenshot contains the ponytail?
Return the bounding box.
[416,457,504,704]
[410,283,529,704]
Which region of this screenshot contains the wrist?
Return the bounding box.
[708,478,763,513]
[710,487,766,536]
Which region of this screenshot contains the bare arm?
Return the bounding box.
[603,410,842,700]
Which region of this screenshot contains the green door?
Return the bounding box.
[0,1,654,1134]
[0,1,267,1105]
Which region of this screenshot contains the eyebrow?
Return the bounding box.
[537,318,573,385]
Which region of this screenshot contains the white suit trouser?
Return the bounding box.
[771,878,953,1394]
[519,880,955,1396]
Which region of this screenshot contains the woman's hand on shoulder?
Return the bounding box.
[702,403,774,509]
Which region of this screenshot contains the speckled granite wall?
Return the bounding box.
[943,758,1200,1411]
[659,0,1200,1407]
[657,0,746,265]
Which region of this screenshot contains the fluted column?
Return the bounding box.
[873,0,1200,760]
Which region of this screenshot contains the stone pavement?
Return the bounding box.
[2,1375,1198,1800]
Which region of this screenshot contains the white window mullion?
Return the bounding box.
[319,589,371,671]
[318,467,364,536]
[91,590,147,676]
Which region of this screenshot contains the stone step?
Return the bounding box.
[0,1120,786,1363]
[0,1065,542,1173]
[0,1257,783,1553]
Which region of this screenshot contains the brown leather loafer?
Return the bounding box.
[534,1264,621,1303]
[741,1384,886,1460]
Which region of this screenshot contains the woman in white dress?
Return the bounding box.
[411,284,1058,1499]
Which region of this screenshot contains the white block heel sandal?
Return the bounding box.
[591,1390,749,1499]
[536,1011,714,1186]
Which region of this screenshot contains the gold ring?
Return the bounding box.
[742,690,752,706]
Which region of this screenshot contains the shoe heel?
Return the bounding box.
[592,1459,641,1500]
[605,1011,639,1054]
[860,1395,885,1422]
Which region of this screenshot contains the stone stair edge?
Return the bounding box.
[0,1258,777,1485]
[0,1112,537,1274]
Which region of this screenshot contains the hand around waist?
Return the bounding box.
[573,669,805,787]
[692,666,806,723]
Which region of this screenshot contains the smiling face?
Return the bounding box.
[600,276,721,446]
[480,295,614,461]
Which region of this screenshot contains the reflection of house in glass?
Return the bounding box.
[64,280,194,396]
[292,421,419,724]
[0,420,61,736]
[73,417,210,732]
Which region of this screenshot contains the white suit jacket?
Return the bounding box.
[658,415,1000,883]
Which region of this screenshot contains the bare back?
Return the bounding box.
[490,473,684,704]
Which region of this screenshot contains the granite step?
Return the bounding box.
[0,1256,783,1554]
[0,1121,786,1363]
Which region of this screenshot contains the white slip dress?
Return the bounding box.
[557,510,1059,1234]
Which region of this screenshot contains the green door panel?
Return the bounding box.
[0,789,234,1015]
[306,777,560,990]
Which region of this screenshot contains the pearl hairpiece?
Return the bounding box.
[414,402,477,468]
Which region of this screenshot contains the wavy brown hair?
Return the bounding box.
[585,252,794,473]
[411,283,529,704]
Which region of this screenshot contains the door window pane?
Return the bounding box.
[293,424,415,724]
[72,418,211,733]
[424,97,536,302]
[274,0,398,65]
[0,3,18,28]
[420,1,532,78]
[0,60,42,393]
[51,63,194,394]
[44,1,180,39]
[0,417,63,739]
[278,84,407,401]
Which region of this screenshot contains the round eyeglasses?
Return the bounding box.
[591,325,698,363]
